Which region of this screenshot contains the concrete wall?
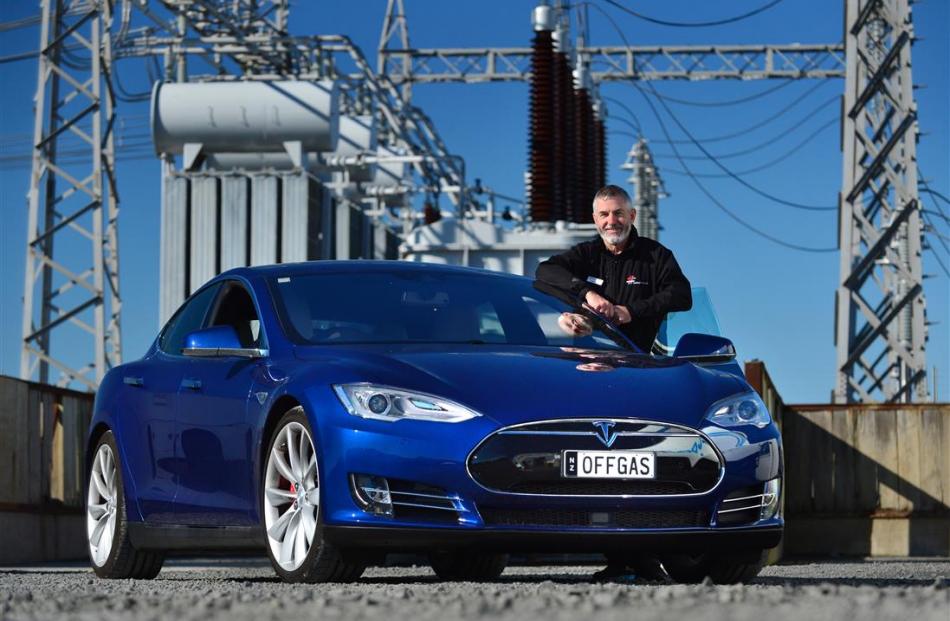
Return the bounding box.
[746,360,950,557]
[0,376,92,564]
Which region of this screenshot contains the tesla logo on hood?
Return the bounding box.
[593,421,618,448]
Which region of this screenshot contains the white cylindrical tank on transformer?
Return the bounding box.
[151,80,339,154]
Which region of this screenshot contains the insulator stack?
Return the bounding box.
[594,116,606,194]
[554,51,575,223]
[573,87,596,224]
[528,29,556,223]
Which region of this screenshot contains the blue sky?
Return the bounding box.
[1,0,947,403]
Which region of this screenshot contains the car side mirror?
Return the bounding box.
[673,333,736,363]
[182,326,267,359]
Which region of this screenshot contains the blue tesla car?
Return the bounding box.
[85,261,782,583]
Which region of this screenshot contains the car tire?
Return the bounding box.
[429,551,508,581]
[661,550,766,584]
[262,407,366,583]
[87,431,165,579]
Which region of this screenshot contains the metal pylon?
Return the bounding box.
[834,0,927,403]
[622,139,665,241]
[378,0,412,101]
[21,0,120,390]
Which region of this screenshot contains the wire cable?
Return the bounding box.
[654,95,838,161]
[632,83,836,252]
[601,95,642,135]
[636,81,837,211]
[655,80,832,144]
[601,0,785,28]
[660,116,838,178]
[647,79,797,108]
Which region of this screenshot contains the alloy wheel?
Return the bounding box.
[87,443,118,567]
[264,421,319,571]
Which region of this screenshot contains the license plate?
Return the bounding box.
[561,450,656,479]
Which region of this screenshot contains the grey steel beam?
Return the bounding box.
[834,0,927,403]
[380,44,845,83]
[21,0,120,389]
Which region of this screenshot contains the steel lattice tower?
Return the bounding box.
[21,0,120,390]
[834,0,927,403]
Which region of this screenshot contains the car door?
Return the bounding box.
[173,280,266,526]
[121,283,221,523]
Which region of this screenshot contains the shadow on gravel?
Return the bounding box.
[754,576,946,588]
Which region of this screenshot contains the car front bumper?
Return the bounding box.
[323,523,784,553]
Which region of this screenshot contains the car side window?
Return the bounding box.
[206,281,264,349]
[158,284,221,355]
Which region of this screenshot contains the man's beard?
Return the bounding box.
[599,222,631,246]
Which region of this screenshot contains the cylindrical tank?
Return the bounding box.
[151,80,339,155]
[203,151,320,171]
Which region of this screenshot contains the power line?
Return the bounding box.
[654,80,832,144]
[660,116,837,178]
[601,95,642,135]
[648,78,797,108]
[632,82,836,253]
[654,95,838,161]
[637,81,837,211]
[601,0,785,28]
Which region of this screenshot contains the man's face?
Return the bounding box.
[593,196,635,246]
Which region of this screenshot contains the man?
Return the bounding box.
[536,185,692,581]
[536,184,692,354]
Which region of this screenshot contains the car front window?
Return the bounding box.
[269,271,632,351]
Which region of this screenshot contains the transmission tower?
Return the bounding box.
[834,0,927,403]
[622,139,665,241]
[21,0,120,390]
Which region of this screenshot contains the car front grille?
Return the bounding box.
[468,419,722,496]
[479,507,710,529]
[508,480,693,495]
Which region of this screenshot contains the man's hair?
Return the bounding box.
[592,185,632,210]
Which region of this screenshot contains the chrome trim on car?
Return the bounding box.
[183,347,268,359]
[465,418,726,499]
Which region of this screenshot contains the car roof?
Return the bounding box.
[219,260,527,281]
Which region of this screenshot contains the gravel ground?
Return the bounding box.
[1,559,947,621]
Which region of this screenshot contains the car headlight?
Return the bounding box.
[332,384,481,423]
[705,391,771,428]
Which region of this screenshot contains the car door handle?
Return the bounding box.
[181,378,202,391]
[123,376,144,387]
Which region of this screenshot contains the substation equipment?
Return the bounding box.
[18,0,932,403]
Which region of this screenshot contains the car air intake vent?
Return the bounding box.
[508,480,693,495]
[387,479,461,524]
[479,507,709,529]
[716,484,770,526]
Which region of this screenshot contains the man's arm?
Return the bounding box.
[535,244,593,299]
[624,249,692,319]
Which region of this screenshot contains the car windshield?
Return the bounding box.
[269,270,634,351]
[654,287,722,355]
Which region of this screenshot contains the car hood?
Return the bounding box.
[293,344,747,428]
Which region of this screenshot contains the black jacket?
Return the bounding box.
[535,227,692,352]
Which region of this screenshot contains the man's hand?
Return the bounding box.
[613,305,632,325]
[584,290,617,320]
